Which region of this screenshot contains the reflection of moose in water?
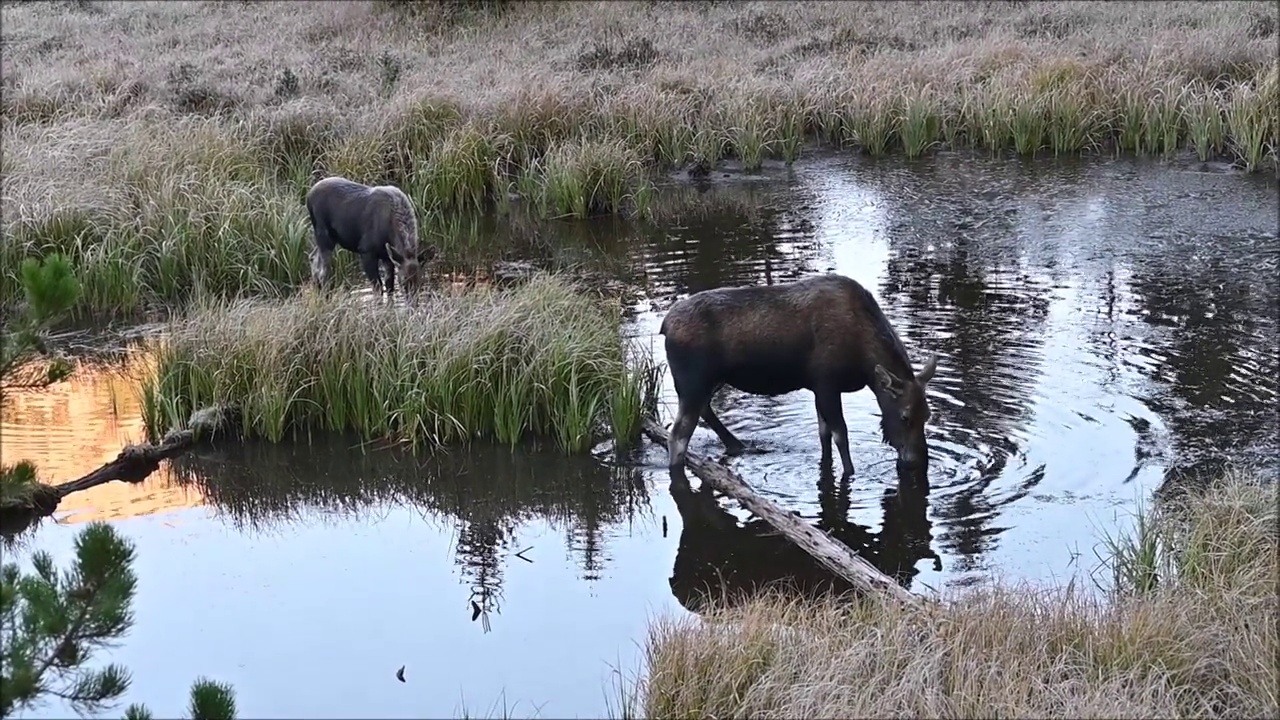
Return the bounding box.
[661,273,939,479]
[667,464,941,613]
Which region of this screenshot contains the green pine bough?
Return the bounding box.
[0,255,239,720]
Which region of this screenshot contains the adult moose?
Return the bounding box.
[660,273,939,478]
[305,175,435,297]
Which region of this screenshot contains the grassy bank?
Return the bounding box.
[141,274,661,454]
[639,468,1278,719]
[3,1,1277,314]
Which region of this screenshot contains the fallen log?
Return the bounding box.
[643,418,924,608]
[3,405,238,521]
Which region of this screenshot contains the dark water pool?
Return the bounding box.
[2,152,1276,718]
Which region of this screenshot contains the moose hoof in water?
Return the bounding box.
[722,442,769,458]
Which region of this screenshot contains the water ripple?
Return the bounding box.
[627,152,1278,589]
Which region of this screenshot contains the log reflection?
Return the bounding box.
[667,463,940,614]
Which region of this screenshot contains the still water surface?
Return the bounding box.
[2,152,1276,718]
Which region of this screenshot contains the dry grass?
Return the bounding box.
[140,273,661,454]
[640,467,1279,719]
[2,1,1278,312]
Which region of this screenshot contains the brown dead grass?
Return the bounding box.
[640,467,1279,719]
[1,1,1277,312]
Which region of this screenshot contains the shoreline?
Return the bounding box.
[639,467,1278,719]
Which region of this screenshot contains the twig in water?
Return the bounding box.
[514,546,534,563]
[395,665,406,683]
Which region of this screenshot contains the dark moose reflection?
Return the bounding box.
[667,462,941,613]
[169,437,651,615]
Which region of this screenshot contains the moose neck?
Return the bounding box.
[863,332,918,390]
[863,326,919,447]
[871,386,898,447]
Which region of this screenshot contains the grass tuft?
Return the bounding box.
[641,468,1279,719]
[140,275,660,454]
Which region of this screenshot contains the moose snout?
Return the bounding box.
[896,444,928,469]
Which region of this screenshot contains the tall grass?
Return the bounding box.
[639,468,1278,719]
[3,1,1278,315]
[140,275,660,454]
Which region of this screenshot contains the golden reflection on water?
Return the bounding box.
[0,349,206,525]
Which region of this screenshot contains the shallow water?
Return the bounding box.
[2,152,1276,718]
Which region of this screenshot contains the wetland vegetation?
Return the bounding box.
[140,275,661,454]
[642,468,1278,719]
[2,0,1277,316]
[2,1,1278,718]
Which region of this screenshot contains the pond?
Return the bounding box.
[3,151,1276,719]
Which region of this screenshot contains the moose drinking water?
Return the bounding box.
[660,273,940,478]
[305,175,436,297]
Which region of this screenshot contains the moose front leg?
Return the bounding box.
[359,253,384,294]
[814,389,854,478]
[381,258,396,296]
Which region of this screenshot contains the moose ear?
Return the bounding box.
[387,245,404,265]
[418,245,437,262]
[917,353,938,385]
[874,364,903,397]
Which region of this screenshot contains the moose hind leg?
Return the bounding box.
[815,401,833,460]
[701,401,746,455]
[668,395,705,472]
[667,368,712,472]
[814,389,854,478]
[310,245,334,289]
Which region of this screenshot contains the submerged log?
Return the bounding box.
[642,418,924,608]
[2,405,238,522]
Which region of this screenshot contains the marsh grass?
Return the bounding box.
[140,274,661,454]
[3,1,1279,312]
[530,135,653,218]
[640,468,1278,719]
[1185,84,1228,162]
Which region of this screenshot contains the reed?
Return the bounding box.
[139,275,661,454]
[1184,84,1228,162]
[898,88,941,160]
[416,121,504,215]
[640,467,1278,719]
[1145,81,1187,159]
[529,135,653,218]
[1224,69,1279,172]
[844,88,898,157]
